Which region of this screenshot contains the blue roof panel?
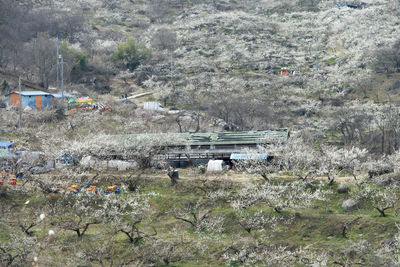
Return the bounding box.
[230,153,268,160]
[6,91,52,96]
[0,141,14,148]
[52,93,74,98]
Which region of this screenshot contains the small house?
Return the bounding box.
[0,141,14,158]
[5,91,54,109]
[280,67,290,75]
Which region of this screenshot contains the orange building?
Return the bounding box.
[5,91,54,109]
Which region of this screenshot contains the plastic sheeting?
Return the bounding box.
[207,160,224,172]
[230,153,268,160]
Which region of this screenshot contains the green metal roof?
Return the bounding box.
[115,130,289,146]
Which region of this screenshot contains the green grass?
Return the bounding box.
[324,57,337,66]
[1,170,400,266]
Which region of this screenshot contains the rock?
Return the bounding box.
[337,183,350,194]
[342,199,360,212]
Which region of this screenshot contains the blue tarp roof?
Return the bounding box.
[6,91,52,96]
[52,93,74,98]
[230,153,268,160]
[0,141,14,148]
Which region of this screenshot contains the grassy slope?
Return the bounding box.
[1,169,399,266]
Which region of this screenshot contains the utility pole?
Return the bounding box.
[314,36,319,71]
[168,50,174,107]
[170,51,173,80]
[60,54,64,99]
[18,76,22,129]
[56,36,59,91]
[60,54,66,113]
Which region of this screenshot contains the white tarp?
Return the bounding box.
[18,151,41,162]
[143,101,164,111]
[107,160,136,171]
[80,156,95,168]
[207,160,224,172]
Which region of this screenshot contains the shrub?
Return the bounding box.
[1,80,9,93]
[374,40,400,74]
[60,41,88,72]
[112,38,151,71]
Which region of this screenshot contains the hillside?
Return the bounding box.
[3,1,400,266]
[0,0,399,153]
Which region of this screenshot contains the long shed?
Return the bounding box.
[111,129,289,162]
[5,91,54,109]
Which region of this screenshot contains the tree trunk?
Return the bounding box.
[376,207,386,217]
[75,229,82,238]
[261,173,269,182]
[274,206,282,213]
[195,112,200,133]
[328,175,335,186]
[342,225,348,238]
[120,229,135,243]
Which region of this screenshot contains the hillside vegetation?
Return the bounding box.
[1,0,400,151]
[2,1,400,266]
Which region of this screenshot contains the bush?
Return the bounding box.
[374,40,400,74]
[61,41,88,72]
[1,80,9,93]
[112,38,151,71]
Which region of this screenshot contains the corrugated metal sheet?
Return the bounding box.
[42,95,52,108]
[22,95,36,109]
[5,91,52,96]
[8,93,20,107]
[6,93,53,109]
[0,141,13,148]
[143,102,164,111]
[52,93,74,98]
[35,95,42,109]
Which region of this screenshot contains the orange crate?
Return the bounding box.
[87,186,98,192]
[106,185,118,192]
